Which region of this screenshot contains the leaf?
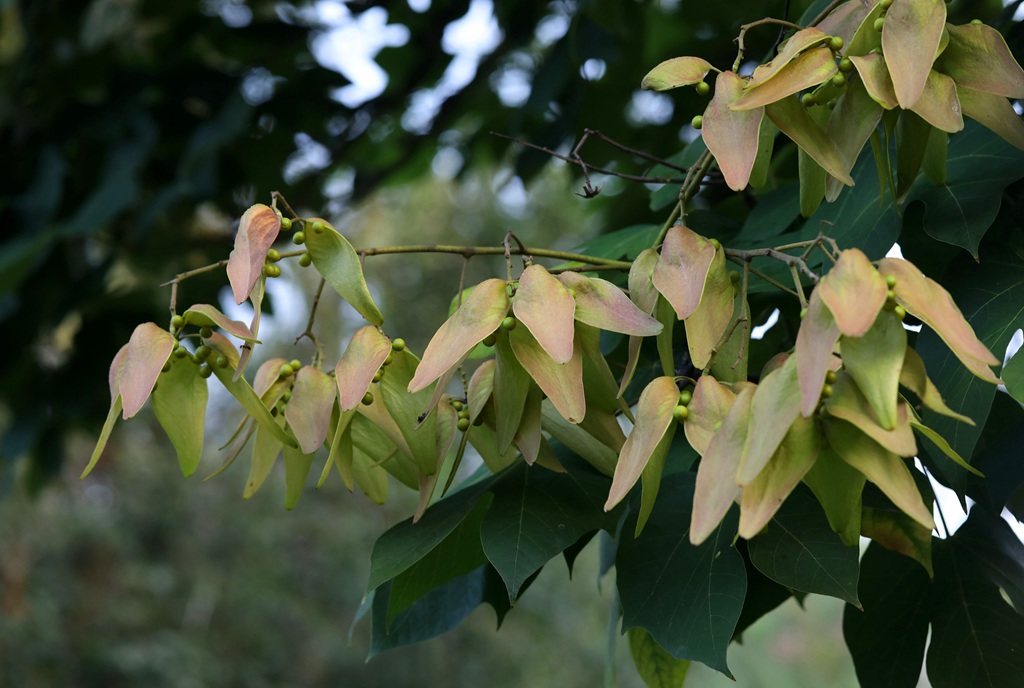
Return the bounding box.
[732,46,838,111]
[557,272,662,336]
[843,543,932,688]
[210,361,297,449]
[850,53,898,110]
[958,85,1024,153]
[410,279,509,393]
[1004,349,1024,405]
[181,304,258,342]
[304,217,384,325]
[911,70,963,134]
[283,365,336,454]
[641,56,712,91]
[796,289,840,417]
[927,537,1024,688]
[825,373,918,456]
[243,415,283,499]
[765,96,855,185]
[617,472,746,678]
[366,474,497,592]
[380,348,440,475]
[540,401,617,476]
[388,496,491,625]
[799,144,827,218]
[628,627,690,688]
[637,424,676,537]
[878,257,1001,383]
[896,110,933,201]
[745,27,831,91]
[120,322,176,419]
[900,346,974,424]
[204,332,240,369]
[651,225,715,320]
[861,506,934,577]
[691,385,754,545]
[707,286,748,383]
[911,420,983,477]
[282,443,314,509]
[824,418,934,529]
[739,415,822,540]
[466,359,495,422]
[474,331,528,457]
[702,71,765,191]
[684,243,735,369]
[882,0,945,108]
[481,460,616,601]
[841,309,907,431]
[684,375,736,455]
[605,377,679,510]
[509,324,585,424]
[513,264,575,364]
[817,248,888,338]
[738,355,800,485]
[151,354,208,476]
[226,203,280,304]
[803,445,866,547]
[513,385,545,466]
[335,326,391,411]
[825,75,883,202]
[748,484,860,605]
[938,22,1024,99]
[82,395,123,479]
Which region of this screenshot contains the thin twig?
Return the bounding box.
[294,277,327,365]
[733,17,804,72]
[271,191,300,219]
[808,0,850,28]
[582,129,690,173]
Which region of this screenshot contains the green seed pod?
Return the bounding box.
[382,353,393,366]
[194,345,212,361]
[831,73,846,88]
[282,389,292,402]
[879,0,893,7]
[451,400,464,411]
[392,338,406,352]
[298,253,312,268]
[800,307,808,319]
[215,355,229,369]
[673,405,689,422]
[457,417,471,432]
[174,347,188,359]
[829,36,844,52]
[679,390,693,406]
[289,359,301,371]
[311,220,325,234]
[280,363,295,377]
[894,305,907,320]
[267,248,281,263]
[729,271,740,284]
[821,383,834,398]
[200,326,213,339]
[839,57,854,73]
[873,17,884,32]
[199,365,213,379]
[695,81,710,96]
[372,369,383,383]
[825,369,838,385]
[482,333,497,347]
[691,115,703,130]
[801,92,816,107]
[170,314,184,330]
[361,391,374,406]
[263,264,276,278]
[292,231,306,245]
[500,316,517,331]
[161,361,172,373]
[279,217,293,231]
[457,408,470,421]
[885,274,897,289]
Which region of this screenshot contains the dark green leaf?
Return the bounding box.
[1004,349,1024,404]
[748,484,861,606]
[616,472,746,677]
[628,627,690,688]
[570,224,660,262]
[843,543,932,688]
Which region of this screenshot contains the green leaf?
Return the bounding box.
[304,217,384,325]
[637,424,676,537]
[906,121,1024,257]
[861,505,933,578]
[841,309,907,431]
[243,415,284,499]
[843,543,932,688]
[282,443,313,509]
[379,347,438,475]
[571,224,660,262]
[732,46,838,112]
[881,0,945,108]
[748,484,860,606]
[481,460,615,601]
[509,324,585,424]
[151,353,208,476]
[366,474,497,593]
[492,331,531,454]
[739,354,800,485]
[211,362,297,449]
[628,627,690,688]
[616,472,746,678]
[765,96,854,186]
[181,304,258,342]
[1004,349,1024,405]
[927,533,1024,688]
[938,22,1024,99]
[803,445,866,548]
[641,56,712,92]
[387,495,492,625]
[540,400,617,476]
[81,395,122,479]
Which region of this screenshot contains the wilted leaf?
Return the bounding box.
[691,385,754,545]
[911,70,963,134]
[304,217,384,326]
[732,46,837,111]
[684,244,735,369]
[684,375,736,455]
[957,86,1024,152]
[765,96,855,185]
[181,304,258,342]
[841,309,907,431]
[817,248,888,337]
[509,324,585,424]
[882,0,946,108]
[641,56,713,91]
[513,264,576,364]
[226,203,280,304]
[878,257,1001,383]
[825,419,934,529]
[606,376,680,510]
[802,445,865,547]
[738,355,800,486]
[825,372,918,456]
[850,54,898,110]
[938,22,1024,99]
[120,322,176,419]
[410,279,509,393]
[702,71,765,191]
[739,415,822,539]
[558,272,662,336]
[652,225,715,320]
[796,289,840,417]
[284,366,337,454]
[152,354,208,476]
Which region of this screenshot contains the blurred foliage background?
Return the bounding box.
[2,0,1011,684]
